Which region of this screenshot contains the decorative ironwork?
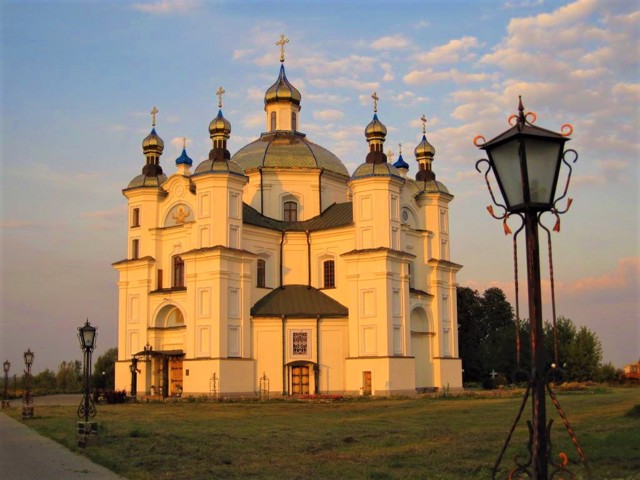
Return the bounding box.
[259,372,270,400]
[77,395,97,419]
[210,372,218,399]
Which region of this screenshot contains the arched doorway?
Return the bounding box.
[285,361,318,395]
[147,304,186,397]
[411,307,433,390]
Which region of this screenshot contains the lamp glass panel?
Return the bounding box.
[82,328,96,348]
[524,138,563,206]
[24,351,34,365]
[489,139,524,208]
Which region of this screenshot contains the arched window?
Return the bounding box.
[291,112,297,131]
[257,259,266,288]
[270,111,276,131]
[323,260,335,288]
[172,255,185,288]
[283,201,297,222]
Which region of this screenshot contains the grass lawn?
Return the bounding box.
[6,387,640,480]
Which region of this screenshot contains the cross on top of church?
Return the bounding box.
[182,137,187,149]
[387,150,394,162]
[216,86,225,109]
[398,142,402,155]
[276,33,289,63]
[150,106,159,127]
[372,92,379,113]
[421,114,427,134]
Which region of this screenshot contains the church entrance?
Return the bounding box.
[362,371,372,395]
[291,365,310,394]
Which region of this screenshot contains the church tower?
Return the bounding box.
[344,94,415,395]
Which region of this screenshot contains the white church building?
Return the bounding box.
[113,42,462,397]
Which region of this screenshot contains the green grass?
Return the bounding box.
[6,387,640,480]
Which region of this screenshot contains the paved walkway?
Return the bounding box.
[0,399,127,480]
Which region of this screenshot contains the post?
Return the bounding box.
[2,361,10,409]
[524,210,547,479]
[82,348,92,422]
[130,358,138,398]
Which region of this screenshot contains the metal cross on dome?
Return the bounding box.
[398,142,402,154]
[216,86,225,109]
[372,92,379,113]
[150,106,159,127]
[421,114,427,134]
[276,33,289,63]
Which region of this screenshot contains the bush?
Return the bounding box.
[94,389,127,404]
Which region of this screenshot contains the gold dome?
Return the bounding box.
[365,114,387,141]
[414,134,435,158]
[264,64,301,107]
[209,109,231,137]
[142,128,164,155]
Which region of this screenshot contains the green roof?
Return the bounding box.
[243,202,353,232]
[251,285,348,318]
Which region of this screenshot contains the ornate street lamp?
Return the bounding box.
[475,97,587,479]
[2,360,10,409]
[77,319,97,422]
[129,358,138,398]
[22,349,34,419]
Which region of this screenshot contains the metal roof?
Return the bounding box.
[243,202,353,232]
[251,285,348,318]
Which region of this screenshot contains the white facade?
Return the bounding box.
[114,60,462,397]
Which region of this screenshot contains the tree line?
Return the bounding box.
[457,286,617,386]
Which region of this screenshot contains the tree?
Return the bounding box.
[56,360,82,393]
[32,369,57,393]
[566,325,602,381]
[92,348,117,390]
[457,287,484,382]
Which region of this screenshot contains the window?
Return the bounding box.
[157,269,163,289]
[257,259,266,288]
[283,201,297,222]
[292,332,308,356]
[172,256,185,288]
[323,260,335,288]
[291,112,297,131]
[270,111,276,131]
[132,239,139,259]
[131,208,140,228]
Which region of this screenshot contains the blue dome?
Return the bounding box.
[393,154,409,170]
[175,148,193,166]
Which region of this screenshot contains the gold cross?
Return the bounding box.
[387,150,394,162]
[398,142,402,155]
[372,92,379,113]
[421,114,427,134]
[276,33,289,63]
[182,137,187,149]
[216,86,225,109]
[150,106,159,127]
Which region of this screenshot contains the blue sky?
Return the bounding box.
[1,0,638,373]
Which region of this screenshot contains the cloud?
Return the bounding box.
[560,257,639,297]
[414,36,480,65]
[313,109,344,121]
[0,220,36,229]
[232,49,254,60]
[404,68,494,86]
[370,35,411,51]
[131,0,201,14]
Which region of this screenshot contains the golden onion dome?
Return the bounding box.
[365,114,388,140]
[209,109,232,136]
[232,131,348,177]
[142,128,164,155]
[414,134,435,158]
[264,64,301,106]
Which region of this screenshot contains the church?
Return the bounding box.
[113,36,463,397]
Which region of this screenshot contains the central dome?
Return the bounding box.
[231,131,349,177]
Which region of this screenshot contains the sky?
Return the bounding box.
[1,0,638,374]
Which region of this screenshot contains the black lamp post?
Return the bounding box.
[2,360,10,409]
[130,358,138,398]
[476,97,579,479]
[77,319,97,422]
[22,349,34,419]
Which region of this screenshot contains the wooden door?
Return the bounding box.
[362,371,372,396]
[291,366,310,395]
[169,358,183,396]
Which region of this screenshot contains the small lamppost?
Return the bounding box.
[22,349,34,419]
[475,97,586,479]
[2,360,10,409]
[129,358,138,398]
[77,319,97,422]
